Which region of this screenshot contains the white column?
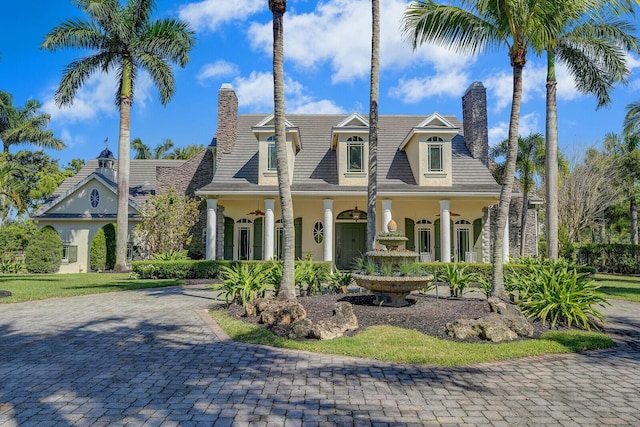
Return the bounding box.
[323,199,333,263]
[503,221,510,263]
[382,200,392,232]
[264,199,275,260]
[440,200,451,263]
[206,199,217,260]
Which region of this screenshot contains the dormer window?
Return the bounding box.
[267,136,277,171]
[347,136,364,172]
[426,136,444,173]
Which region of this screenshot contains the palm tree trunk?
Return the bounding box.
[367,0,379,251]
[545,49,559,259]
[631,194,638,244]
[270,0,295,300]
[114,96,132,272]
[491,62,524,298]
[520,190,528,258]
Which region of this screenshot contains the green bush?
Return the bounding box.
[90,227,107,271]
[512,258,607,330]
[0,254,25,274]
[213,262,276,306]
[443,263,472,297]
[25,226,63,274]
[152,249,189,261]
[577,243,640,274]
[131,259,221,279]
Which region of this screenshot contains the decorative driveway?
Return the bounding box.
[1,284,639,426]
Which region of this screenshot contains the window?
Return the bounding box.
[267,135,277,171]
[347,136,364,172]
[275,219,284,260]
[62,244,77,263]
[313,221,324,244]
[426,136,443,173]
[416,219,433,254]
[236,218,253,260]
[455,220,471,262]
[89,188,100,208]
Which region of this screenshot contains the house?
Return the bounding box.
[32,82,540,273]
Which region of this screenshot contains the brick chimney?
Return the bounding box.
[216,83,238,155]
[461,82,489,166]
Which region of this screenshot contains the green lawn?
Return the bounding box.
[0,273,184,303]
[211,310,614,367]
[594,273,640,302]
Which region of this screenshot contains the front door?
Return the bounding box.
[335,222,367,270]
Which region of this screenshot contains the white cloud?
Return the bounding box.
[248,0,473,84]
[178,0,263,31]
[389,69,470,103]
[43,72,153,124]
[196,60,239,85]
[232,71,345,114]
[484,63,548,112]
[488,112,541,146]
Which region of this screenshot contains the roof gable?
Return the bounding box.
[400,113,460,151]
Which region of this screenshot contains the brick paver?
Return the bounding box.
[1,285,639,426]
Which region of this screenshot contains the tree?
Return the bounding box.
[0,158,25,221]
[42,0,195,272]
[603,132,640,244]
[167,144,205,160]
[403,0,561,297]
[134,188,200,257]
[269,0,296,300]
[491,133,546,258]
[544,1,638,259]
[0,91,65,154]
[559,149,618,243]
[367,0,380,250]
[132,137,176,159]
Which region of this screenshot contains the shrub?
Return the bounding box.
[443,263,472,297]
[152,249,189,261]
[0,254,25,274]
[131,259,221,279]
[327,268,352,293]
[213,262,275,306]
[514,259,607,330]
[294,259,330,296]
[25,226,63,273]
[90,227,107,271]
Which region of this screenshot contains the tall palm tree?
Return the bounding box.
[403,0,561,297]
[491,133,546,258]
[0,91,65,154]
[269,0,296,300]
[367,0,380,250]
[42,0,194,272]
[603,132,640,244]
[545,1,638,259]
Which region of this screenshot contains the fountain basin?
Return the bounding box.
[352,273,434,307]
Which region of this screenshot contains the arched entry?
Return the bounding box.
[335,208,367,270]
[90,224,116,271]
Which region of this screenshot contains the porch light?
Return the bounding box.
[352,204,363,221]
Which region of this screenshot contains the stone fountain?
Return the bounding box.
[352,220,434,307]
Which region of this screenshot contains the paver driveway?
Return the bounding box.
[1,284,639,426]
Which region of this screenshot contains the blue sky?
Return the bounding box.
[1,0,639,167]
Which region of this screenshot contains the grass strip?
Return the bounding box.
[594,273,640,302]
[211,310,614,367]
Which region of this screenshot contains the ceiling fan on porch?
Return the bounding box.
[436,212,461,217]
[246,209,265,216]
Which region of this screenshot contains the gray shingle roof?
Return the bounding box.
[198,114,500,195]
[33,158,186,217]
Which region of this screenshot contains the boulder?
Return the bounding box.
[288,318,314,340]
[311,302,358,340]
[245,298,307,326]
[446,299,534,342]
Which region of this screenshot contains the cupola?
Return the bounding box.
[97,147,116,182]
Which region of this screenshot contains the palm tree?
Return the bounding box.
[367,0,380,250]
[131,137,152,159]
[0,157,25,221]
[544,1,638,259]
[491,133,546,258]
[42,0,194,272]
[403,0,561,297]
[269,0,296,300]
[603,132,640,244]
[0,91,65,154]
[167,144,204,160]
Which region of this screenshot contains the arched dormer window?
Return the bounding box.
[426,136,444,172]
[346,136,364,172]
[266,135,277,171]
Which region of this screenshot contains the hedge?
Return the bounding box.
[25,226,63,274]
[577,244,640,274]
[131,259,593,280]
[131,259,332,280]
